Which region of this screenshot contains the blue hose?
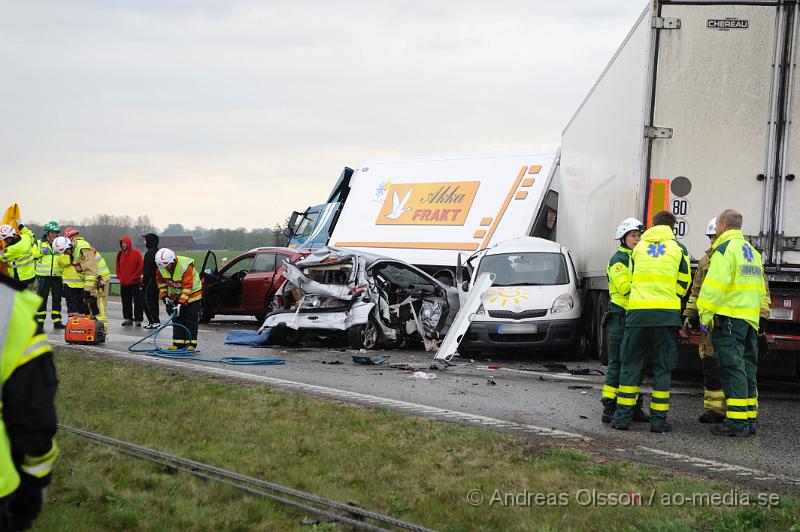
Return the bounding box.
[128,310,285,366]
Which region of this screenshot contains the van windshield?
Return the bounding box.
[476,252,569,286]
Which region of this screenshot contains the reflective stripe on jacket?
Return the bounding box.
[607,246,632,312]
[73,238,110,291]
[0,228,36,282]
[35,239,64,277]
[697,229,767,330]
[627,225,691,311]
[156,256,202,304]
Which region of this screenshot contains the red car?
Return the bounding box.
[200,247,308,323]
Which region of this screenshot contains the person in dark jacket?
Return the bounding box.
[141,234,161,329]
[116,235,143,326]
[0,272,59,531]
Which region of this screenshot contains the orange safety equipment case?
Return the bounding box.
[65,315,106,345]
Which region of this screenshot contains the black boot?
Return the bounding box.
[711,424,751,438]
[632,397,650,423]
[650,420,673,433]
[601,398,616,424]
[698,410,725,424]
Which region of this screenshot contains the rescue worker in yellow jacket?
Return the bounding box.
[33,222,65,331]
[0,270,59,530]
[684,216,772,424]
[155,249,203,350]
[52,237,86,317]
[55,229,111,331]
[612,211,691,433]
[0,224,37,289]
[601,218,650,424]
[697,209,768,437]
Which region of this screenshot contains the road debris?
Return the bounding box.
[410,371,437,380]
[352,354,390,365]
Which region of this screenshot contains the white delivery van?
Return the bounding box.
[556,0,800,377]
[456,237,584,355]
[329,151,560,283]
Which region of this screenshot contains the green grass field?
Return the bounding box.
[40,350,800,531]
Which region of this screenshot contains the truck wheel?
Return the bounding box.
[348,317,381,350]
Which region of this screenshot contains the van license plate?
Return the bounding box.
[497,323,538,334]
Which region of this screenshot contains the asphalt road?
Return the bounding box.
[47,298,800,494]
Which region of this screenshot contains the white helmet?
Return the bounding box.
[705,216,717,236]
[0,224,16,240]
[614,218,645,240]
[52,236,72,254]
[155,248,177,268]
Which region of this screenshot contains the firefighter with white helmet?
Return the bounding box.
[53,236,87,317]
[0,223,36,288]
[155,248,203,350]
[601,218,650,424]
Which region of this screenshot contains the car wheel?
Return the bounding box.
[348,317,381,350]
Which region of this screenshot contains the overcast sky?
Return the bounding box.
[2,0,645,230]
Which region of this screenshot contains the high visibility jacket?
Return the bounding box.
[34,239,64,278]
[683,247,713,319]
[627,225,691,311]
[0,227,36,282]
[73,238,110,294]
[0,281,59,498]
[157,257,202,304]
[697,229,767,330]
[59,254,83,288]
[607,246,633,313]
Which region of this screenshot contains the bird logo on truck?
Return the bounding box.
[376,181,480,226]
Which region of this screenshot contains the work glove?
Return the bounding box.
[173,303,182,316]
[682,317,693,334]
[699,322,710,334]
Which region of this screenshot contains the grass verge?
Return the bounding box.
[40,349,800,531]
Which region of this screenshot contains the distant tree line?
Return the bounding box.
[25,214,289,252]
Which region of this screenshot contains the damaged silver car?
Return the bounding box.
[260,247,460,350]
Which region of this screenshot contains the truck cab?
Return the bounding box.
[286,167,353,250]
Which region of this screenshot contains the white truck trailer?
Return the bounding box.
[329,151,560,283]
[557,0,800,376]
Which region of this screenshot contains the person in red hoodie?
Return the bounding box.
[116,235,144,326]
